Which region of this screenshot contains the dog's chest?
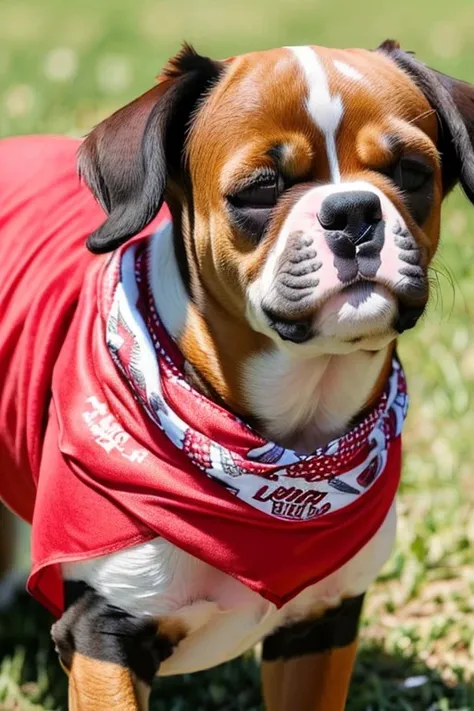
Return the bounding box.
[63,503,396,675]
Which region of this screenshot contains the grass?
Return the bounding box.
[1,0,474,708]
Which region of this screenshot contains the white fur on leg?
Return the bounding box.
[62,502,396,676]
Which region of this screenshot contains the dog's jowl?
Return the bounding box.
[1,40,474,710]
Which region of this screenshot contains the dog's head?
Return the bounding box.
[80,41,474,357]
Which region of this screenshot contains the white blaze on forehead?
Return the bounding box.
[333,59,364,82]
[287,45,343,182]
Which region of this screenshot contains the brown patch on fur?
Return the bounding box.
[278,135,314,178]
[68,653,147,711]
[156,616,188,647]
[262,641,359,711]
[179,296,270,416]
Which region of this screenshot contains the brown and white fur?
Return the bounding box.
[6,39,474,711]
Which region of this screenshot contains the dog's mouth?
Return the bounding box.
[314,281,398,341]
[261,278,427,345]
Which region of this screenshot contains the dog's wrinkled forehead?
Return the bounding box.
[188,45,437,193]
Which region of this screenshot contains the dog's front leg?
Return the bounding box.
[261,594,364,711]
[52,582,165,711]
[67,653,149,711]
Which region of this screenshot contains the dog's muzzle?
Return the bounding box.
[255,182,429,344]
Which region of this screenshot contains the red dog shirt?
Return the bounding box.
[0,136,407,617]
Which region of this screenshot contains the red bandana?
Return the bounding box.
[0,136,407,617]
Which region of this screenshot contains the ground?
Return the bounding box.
[1,0,474,708]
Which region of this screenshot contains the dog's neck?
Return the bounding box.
[241,347,393,452]
[150,224,393,453]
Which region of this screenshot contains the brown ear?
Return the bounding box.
[377,40,474,203]
[79,44,225,254]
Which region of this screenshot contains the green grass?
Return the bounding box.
[1,0,474,708]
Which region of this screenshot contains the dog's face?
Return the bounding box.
[80,41,474,358]
[186,45,440,355]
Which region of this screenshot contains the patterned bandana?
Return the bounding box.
[108,224,409,524]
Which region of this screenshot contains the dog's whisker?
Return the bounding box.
[428,257,461,321]
[406,107,437,125]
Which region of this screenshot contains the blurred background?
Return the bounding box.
[0,0,473,709]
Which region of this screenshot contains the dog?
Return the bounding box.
[1,39,474,711]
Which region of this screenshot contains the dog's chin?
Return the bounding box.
[315,282,398,343]
[249,282,403,355]
[252,282,399,356]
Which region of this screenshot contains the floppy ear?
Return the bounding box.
[377,40,474,203]
[79,44,225,254]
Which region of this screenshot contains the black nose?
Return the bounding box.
[319,190,383,252]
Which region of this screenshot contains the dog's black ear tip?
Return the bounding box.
[86,230,118,255]
[377,39,401,53]
[86,233,105,254]
[376,40,417,59]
